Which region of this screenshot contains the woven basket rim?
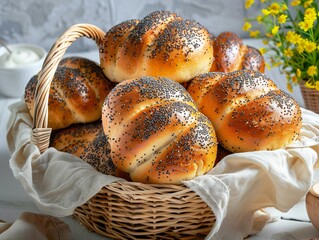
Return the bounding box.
[30,23,105,152]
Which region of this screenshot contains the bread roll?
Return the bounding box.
[100,10,214,83]
[25,56,114,130]
[210,31,265,73]
[49,120,117,176]
[187,70,302,152]
[102,76,218,184]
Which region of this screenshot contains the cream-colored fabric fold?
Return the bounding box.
[0,212,71,240]
[6,100,319,239]
[7,100,123,217]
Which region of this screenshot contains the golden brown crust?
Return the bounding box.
[25,56,114,130]
[50,121,100,157]
[243,46,265,73]
[49,121,117,176]
[100,10,214,83]
[210,31,265,73]
[102,76,218,184]
[187,69,302,152]
[100,19,140,81]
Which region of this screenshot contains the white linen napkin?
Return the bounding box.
[6,100,319,239]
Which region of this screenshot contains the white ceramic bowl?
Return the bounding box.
[0,43,46,98]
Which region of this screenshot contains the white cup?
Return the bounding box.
[0,43,46,98]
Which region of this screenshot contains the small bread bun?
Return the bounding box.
[187,70,302,152]
[210,31,265,73]
[100,10,214,83]
[49,120,117,176]
[102,76,218,184]
[25,56,114,130]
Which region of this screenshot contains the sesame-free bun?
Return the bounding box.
[99,10,214,84]
[187,70,302,152]
[102,76,218,184]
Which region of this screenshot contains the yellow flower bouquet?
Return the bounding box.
[243,0,319,92]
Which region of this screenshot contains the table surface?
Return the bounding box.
[0,43,318,240]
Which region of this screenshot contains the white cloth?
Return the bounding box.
[6,100,319,240]
[0,212,71,240]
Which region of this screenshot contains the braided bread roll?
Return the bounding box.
[49,121,117,176]
[99,10,214,84]
[25,56,114,130]
[187,70,302,152]
[102,76,218,184]
[210,31,265,73]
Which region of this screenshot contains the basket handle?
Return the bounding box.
[30,23,106,153]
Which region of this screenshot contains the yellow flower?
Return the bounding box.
[305,80,316,88]
[296,68,301,78]
[304,0,313,8]
[303,39,317,53]
[299,8,317,31]
[287,83,293,92]
[292,75,298,83]
[271,25,279,35]
[281,4,288,11]
[278,14,287,24]
[242,22,252,31]
[291,0,301,6]
[269,3,281,15]
[286,31,301,44]
[307,65,318,77]
[259,48,267,55]
[262,8,271,15]
[249,30,260,38]
[256,15,263,23]
[299,20,313,31]
[304,8,317,22]
[245,0,254,9]
[297,44,304,53]
[284,48,293,57]
[245,0,319,92]
[276,42,282,47]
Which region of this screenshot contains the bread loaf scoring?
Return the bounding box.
[102,76,218,184]
[100,10,214,84]
[187,70,302,152]
[25,56,114,130]
[210,32,265,73]
[50,121,116,176]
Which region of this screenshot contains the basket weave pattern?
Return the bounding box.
[300,81,319,114]
[29,24,216,239]
[74,182,215,239]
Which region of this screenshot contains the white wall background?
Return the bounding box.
[0,0,262,52]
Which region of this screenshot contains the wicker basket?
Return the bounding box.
[30,24,215,240]
[300,80,319,114]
